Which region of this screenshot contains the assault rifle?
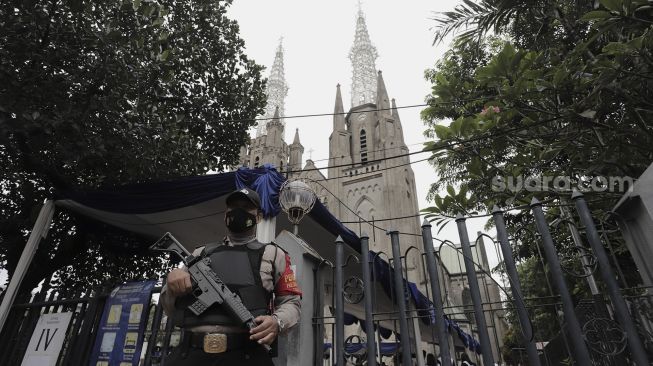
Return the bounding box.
[150,232,271,353]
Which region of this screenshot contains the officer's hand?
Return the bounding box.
[166,268,192,297]
[249,315,278,345]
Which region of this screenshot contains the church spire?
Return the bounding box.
[289,128,304,171]
[391,98,401,122]
[333,84,346,131]
[292,127,301,144]
[349,4,378,107]
[376,70,391,115]
[256,38,289,137]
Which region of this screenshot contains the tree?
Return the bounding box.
[0,0,267,293]
[422,0,652,268]
[422,0,652,351]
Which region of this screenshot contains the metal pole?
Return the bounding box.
[360,233,378,365]
[0,200,55,333]
[455,214,495,366]
[530,198,592,365]
[388,230,413,366]
[335,235,345,366]
[492,206,541,366]
[420,219,451,366]
[559,206,600,295]
[573,190,650,365]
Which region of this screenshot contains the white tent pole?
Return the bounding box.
[0,200,55,333]
[257,216,276,243]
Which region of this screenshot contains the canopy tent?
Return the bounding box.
[0,165,478,351]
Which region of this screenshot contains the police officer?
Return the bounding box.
[160,188,302,365]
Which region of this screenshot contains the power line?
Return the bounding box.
[286,114,564,174]
[220,96,491,124]
[309,141,428,164]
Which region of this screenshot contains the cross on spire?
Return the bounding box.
[307,148,314,160]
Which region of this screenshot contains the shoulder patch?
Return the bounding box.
[275,253,302,297]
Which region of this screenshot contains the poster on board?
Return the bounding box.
[88,280,155,366]
[21,312,73,366]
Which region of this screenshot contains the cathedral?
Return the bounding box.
[237,6,507,364]
[238,8,423,280]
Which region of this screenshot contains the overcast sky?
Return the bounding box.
[228,0,497,250]
[0,0,501,291]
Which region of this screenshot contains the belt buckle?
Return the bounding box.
[203,333,227,353]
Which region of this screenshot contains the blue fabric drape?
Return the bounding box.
[326,342,399,357]
[234,164,285,218]
[54,166,480,353]
[55,173,237,214]
[368,250,481,354]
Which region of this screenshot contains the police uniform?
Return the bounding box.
[160,189,302,365]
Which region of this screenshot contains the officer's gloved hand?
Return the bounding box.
[167,268,193,297]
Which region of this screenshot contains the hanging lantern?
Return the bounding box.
[279,179,317,225]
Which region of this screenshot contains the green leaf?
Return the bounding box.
[600,0,622,11]
[458,185,468,201]
[435,195,444,210]
[132,0,141,11]
[159,49,171,61]
[446,184,456,197]
[602,42,631,55]
[434,125,451,139]
[579,110,596,119]
[581,10,612,20]
[450,119,463,136]
[469,157,483,176]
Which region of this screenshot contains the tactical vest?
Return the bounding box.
[174,240,273,328]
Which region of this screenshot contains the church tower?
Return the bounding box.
[255,40,289,137]
[327,8,422,281]
[239,40,290,171]
[289,128,304,172]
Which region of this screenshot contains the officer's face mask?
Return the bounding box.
[225,207,257,233]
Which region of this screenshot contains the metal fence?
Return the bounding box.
[3,191,653,365]
[318,191,653,365]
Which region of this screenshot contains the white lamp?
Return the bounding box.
[279,179,317,235]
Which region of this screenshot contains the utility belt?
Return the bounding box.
[180,331,257,354]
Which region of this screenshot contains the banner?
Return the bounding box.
[21,312,73,366]
[88,280,155,366]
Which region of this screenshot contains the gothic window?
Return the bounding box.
[254,156,260,168]
[462,287,476,325]
[360,129,368,164]
[406,178,411,197]
[280,160,283,171]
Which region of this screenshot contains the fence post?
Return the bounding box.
[421,219,452,366]
[573,190,650,365]
[530,198,592,364]
[455,214,495,366]
[360,233,378,365]
[0,200,55,333]
[335,235,345,366]
[492,206,542,366]
[388,230,414,366]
